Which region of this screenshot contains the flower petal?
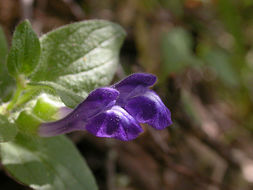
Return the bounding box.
[113,73,157,90]
[39,87,119,137]
[75,87,120,119]
[125,90,172,130]
[113,73,157,106]
[86,106,143,141]
[57,107,73,118]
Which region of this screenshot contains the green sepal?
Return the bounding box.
[32,97,60,121]
[16,111,43,136]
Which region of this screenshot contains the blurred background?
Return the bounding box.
[0,0,253,189]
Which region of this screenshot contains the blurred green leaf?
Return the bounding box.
[7,20,41,78]
[201,48,239,87]
[181,90,201,125]
[161,27,201,74]
[30,20,126,108]
[217,0,244,56]
[159,0,183,17]
[0,115,17,142]
[138,0,159,11]
[243,0,253,6]
[0,134,98,190]
[0,26,8,64]
[0,26,15,102]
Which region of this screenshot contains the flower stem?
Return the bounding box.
[6,75,26,111]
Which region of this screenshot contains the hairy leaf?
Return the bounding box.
[0,26,15,102]
[30,20,126,108]
[0,134,98,190]
[7,20,41,77]
[0,115,17,142]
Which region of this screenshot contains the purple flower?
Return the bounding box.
[39,73,172,141]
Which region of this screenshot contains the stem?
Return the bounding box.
[12,86,39,110]
[6,84,22,111]
[6,75,26,111]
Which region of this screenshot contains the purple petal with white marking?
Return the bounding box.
[125,90,172,130]
[86,106,143,141]
[39,87,119,137]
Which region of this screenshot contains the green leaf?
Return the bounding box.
[7,20,41,77]
[30,20,126,108]
[217,0,244,57]
[0,115,17,142]
[0,26,8,64]
[0,70,15,103]
[0,134,98,190]
[0,26,15,102]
